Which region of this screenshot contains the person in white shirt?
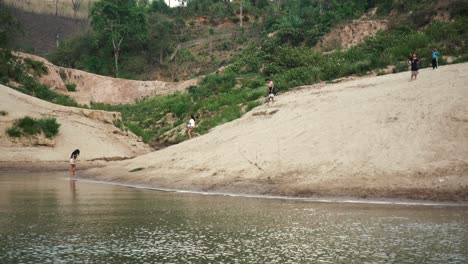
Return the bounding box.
[188,115,196,139]
[69,149,80,176]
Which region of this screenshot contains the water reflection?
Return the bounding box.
[0,172,467,263]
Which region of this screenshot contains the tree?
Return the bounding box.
[148,14,176,65]
[239,0,243,27]
[0,3,20,48]
[90,0,148,77]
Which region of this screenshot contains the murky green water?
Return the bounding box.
[0,172,467,263]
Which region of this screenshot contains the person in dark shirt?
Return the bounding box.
[408,53,419,81]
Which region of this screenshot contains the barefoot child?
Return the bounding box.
[69,149,80,176]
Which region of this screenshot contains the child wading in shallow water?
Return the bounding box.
[69,149,80,176]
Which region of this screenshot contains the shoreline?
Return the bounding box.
[71,177,468,207]
[0,161,107,172]
[1,162,467,204]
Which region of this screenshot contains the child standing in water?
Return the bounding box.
[69,149,80,176]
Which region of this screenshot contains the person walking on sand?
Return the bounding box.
[265,78,275,105]
[187,115,196,139]
[432,48,440,69]
[69,149,80,176]
[408,53,419,81]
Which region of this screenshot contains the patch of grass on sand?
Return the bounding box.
[6,116,60,138]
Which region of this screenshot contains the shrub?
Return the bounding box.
[125,122,154,143]
[17,116,41,135]
[18,77,80,107]
[244,78,264,89]
[230,17,240,24]
[0,110,7,116]
[36,118,61,138]
[65,83,77,92]
[6,126,21,137]
[23,58,48,77]
[7,116,60,138]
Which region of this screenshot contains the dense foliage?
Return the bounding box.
[48,0,374,80]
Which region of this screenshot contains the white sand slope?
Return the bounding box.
[84,63,468,201]
[0,85,151,163]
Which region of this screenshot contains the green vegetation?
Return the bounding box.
[0,110,8,116]
[16,78,81,107]
[6,116,60,138]
[65,83,77,92]
[23,58,48,76]
[0,3,20,48]
[90,0,148,77]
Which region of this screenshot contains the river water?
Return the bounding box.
[0,171,467,263]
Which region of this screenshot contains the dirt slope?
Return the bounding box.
[316,9,388,51]
[83,63,468,201]
[16,52,199,105]
[0,85,151,163]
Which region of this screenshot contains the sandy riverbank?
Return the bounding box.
[78,63,468,202]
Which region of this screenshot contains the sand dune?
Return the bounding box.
[82,63,468,201]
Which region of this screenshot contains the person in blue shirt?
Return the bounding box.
[432,48,440,69]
